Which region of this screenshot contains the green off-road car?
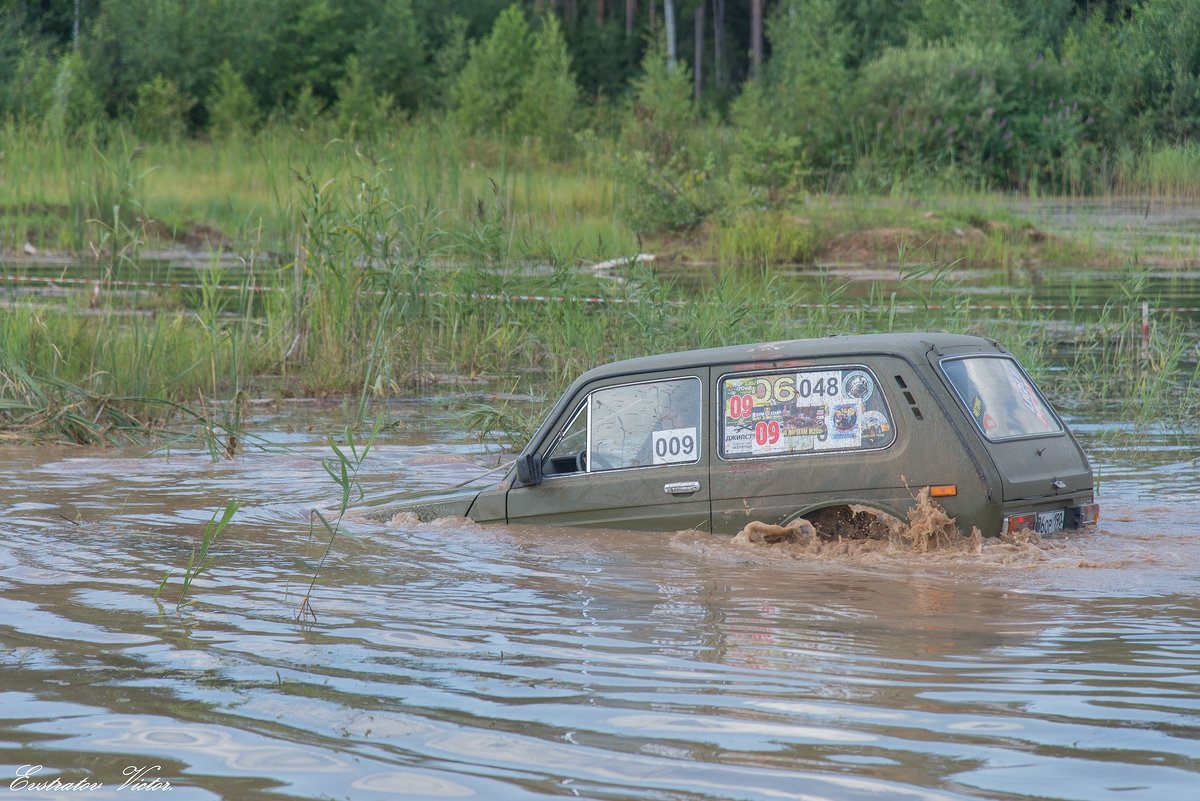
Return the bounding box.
[401,333,1099,537]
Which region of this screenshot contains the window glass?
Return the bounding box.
[542,403,588,475]
[941,356,1062,440]
[719,366,895,459]
[587,378,701,471]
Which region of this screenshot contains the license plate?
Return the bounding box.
[1036,510,1065,534]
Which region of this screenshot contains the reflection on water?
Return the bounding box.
[1,408,1198,801]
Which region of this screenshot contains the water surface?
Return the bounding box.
[2,405,1198,801]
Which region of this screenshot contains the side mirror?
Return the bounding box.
[515,453,544,487]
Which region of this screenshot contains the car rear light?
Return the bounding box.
[1004,512,1036,534]
[1073,502,1100,527]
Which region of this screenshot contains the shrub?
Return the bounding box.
[755,0,854,173]
[729,81,808,206]
[48,51,105,137]
[453,4,530,135]
[334,56,394,141]
[612,37,711,233]
[854,40,1081,188]
[133,75,194,142]
[511,14,579,158]
[208,60,260,139]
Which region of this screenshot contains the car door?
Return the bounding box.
[505,372,711,532]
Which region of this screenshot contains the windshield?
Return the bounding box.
[941,356,1062,441]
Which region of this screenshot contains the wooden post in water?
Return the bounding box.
[1140,301,1150,364]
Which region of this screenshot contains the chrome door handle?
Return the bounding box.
[664,481,701,495]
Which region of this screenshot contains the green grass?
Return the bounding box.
[1,120,1196,446]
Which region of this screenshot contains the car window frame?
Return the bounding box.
[715,363,898,462]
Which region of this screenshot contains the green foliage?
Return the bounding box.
[511,14,580,158]
[48,50,104,137]
[854,40,1083,189]
[453,4,531,135]
[623,35,697,161]
[289,83,327,132]
[914,0,1022,46]
[334,55,394,141]
[756,0,855,172]
[356,0,429,111]
[83,0,241,125]
[729,81,808,206]
[208,61,260,140]
[612,36,712,233]
[0,16,57,120]
[133,75,194,142]
[1065,0,1200,148]
[254,0,355,109]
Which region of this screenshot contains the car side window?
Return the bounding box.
[543,377,702,476]
[543,403,589,476]
[719,366,895,459]
[588,377,701,471]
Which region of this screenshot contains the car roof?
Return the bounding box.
[575,332,1001,384]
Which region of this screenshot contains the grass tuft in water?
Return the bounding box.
[296,422,380,622]
[154,499,240,608]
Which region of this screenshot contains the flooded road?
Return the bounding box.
[2,405,1198,801]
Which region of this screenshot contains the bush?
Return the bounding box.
[755,0,854,173]
[0,23,57,121]
[207,60,260,139]
[854,40,1081,188]
[356,0,429,111]
[510,14,579,158]
[453,4,530,135]
[612,37,712,233]
[48,51,104,137]
[334,56,394,141]
[133,75,194,142]
[729,81,808,206]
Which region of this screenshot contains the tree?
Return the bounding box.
[208,60,259,138]
[356,0,429,111]
[335,55,394,140]
[453,5,531,134]
[512,14,580,156]
[750,0,763,77]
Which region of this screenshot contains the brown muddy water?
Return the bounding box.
[2,401,1199,801]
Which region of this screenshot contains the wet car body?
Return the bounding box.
[402,333,1098,537]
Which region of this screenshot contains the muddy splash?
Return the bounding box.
[702,488,1112,569]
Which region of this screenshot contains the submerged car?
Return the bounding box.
[400,333,1099,537]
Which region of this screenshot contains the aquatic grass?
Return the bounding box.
[296,423,380,622]
[3,120,1197,447]
[715,211,821,269]
[1115,142,1200,198]
[154,499,240,608]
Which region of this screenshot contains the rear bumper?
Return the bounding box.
[1001,498,1098,535]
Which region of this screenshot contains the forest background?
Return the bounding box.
[6,0,1200,197]
[2,0,1199,444]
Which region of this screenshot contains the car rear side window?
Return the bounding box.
[941,356,1063,441]
[719,366,895,460]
